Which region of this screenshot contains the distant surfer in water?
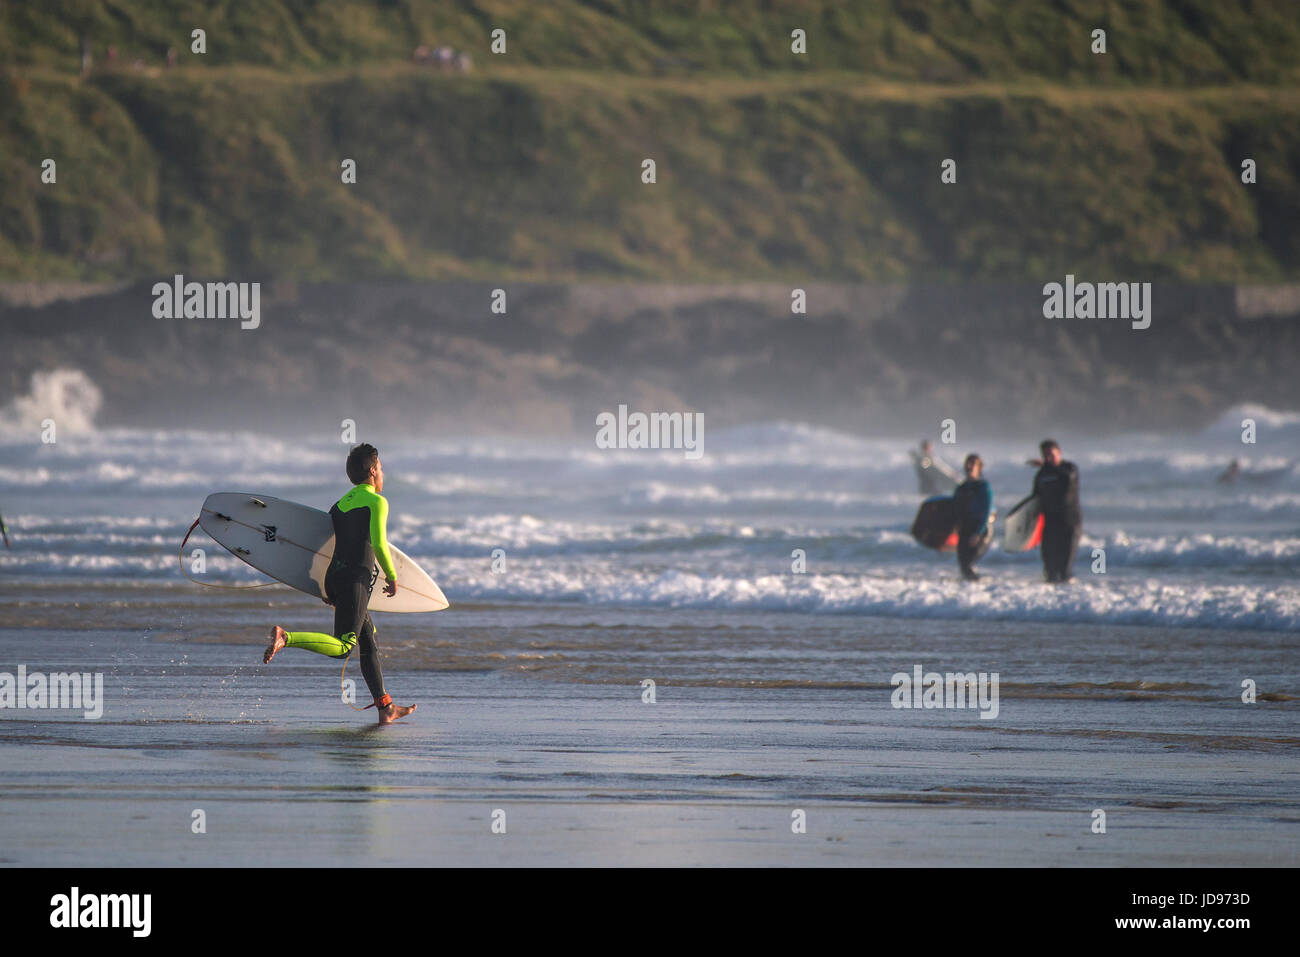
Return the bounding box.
[262,443,416,724]
[1031,439,1082,583]
[910,440,958,496]
[1215,458,1242,485]
[1216,457,1291,485]
[953,454,992,581]
[0,510,9,548]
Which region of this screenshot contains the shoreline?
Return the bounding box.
[2,611,1295,867]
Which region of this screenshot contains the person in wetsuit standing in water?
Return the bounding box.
[953,454,993,582]
[910,439,957,496]
[263,443,416,724]
[1031,439,1082,584]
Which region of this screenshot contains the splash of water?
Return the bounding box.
[0,368,103,434]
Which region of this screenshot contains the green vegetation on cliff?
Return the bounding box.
[2,1,1298,281]
[10,1,1300,84]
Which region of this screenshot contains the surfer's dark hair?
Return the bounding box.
[965,453,982,469]
[346,443,379,484]
[1040,439,1060,455]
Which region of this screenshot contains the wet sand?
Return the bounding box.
[1,590,1296,866]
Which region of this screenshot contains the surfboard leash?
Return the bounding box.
[338,650,368,712]
[336,652,393,712]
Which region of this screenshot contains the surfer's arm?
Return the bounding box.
[369,494,397,582]
[975,484,993,533]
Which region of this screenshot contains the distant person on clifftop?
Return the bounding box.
[1031,439,1082,584]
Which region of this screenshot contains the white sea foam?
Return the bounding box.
[4,406,1300,633]
[0,369,102,435]
[436,560,1300,631]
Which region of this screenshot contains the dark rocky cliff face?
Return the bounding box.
[2,281,1296,439]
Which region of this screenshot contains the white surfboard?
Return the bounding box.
[197,492,448,613]
[1003,494,1044,552]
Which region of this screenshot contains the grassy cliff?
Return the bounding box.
[2,1,1299,281]
[10,1,1300,83]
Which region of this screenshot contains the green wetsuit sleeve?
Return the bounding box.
[370,493,397,581]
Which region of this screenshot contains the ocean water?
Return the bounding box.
[1,400,1297,865]
[2,402,1298,637]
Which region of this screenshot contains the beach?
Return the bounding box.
[2,588,1295,866]
[5,0,1300,890]
[1,417,1298,866]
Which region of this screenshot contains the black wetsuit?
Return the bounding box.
[325,484,397,702]
[1032,461,1082,582]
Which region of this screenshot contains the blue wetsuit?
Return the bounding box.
[953,477,992,579]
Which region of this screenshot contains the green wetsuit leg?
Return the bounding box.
[284,630,357,658]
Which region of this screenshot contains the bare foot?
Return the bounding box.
[377,702,417,725]
[263,625,288,664]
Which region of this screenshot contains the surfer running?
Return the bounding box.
[953,454,993,581]
[1031,439,1082,584]
[262,443,416,724]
